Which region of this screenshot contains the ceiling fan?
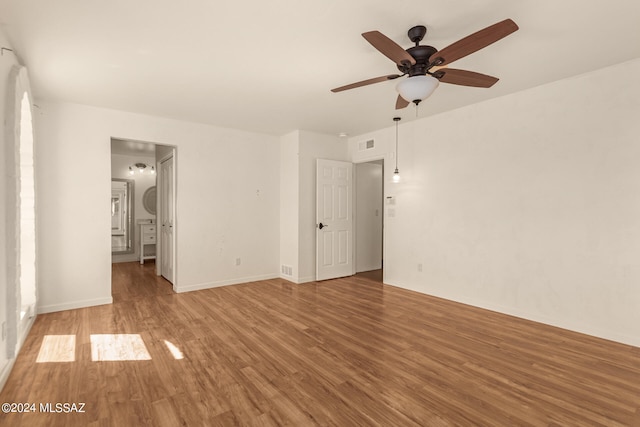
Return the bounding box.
[331,19,519,109]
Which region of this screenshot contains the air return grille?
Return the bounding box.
[358,139,375,151]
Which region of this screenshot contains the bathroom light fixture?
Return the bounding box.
[393,117,401,183]
[128,163,155,175]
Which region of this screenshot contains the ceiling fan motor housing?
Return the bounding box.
[398,45,438,76]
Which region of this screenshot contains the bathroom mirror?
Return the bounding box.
[111,179,134,254]
[142,186,157,215]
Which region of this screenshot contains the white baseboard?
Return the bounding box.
[37,297,113,314]
[0,312,36,392]
[472,300,640,348]
[175,273,280,293]
[484,303,640,348]
[356,266,382,273]
[0,357,17,393]
[277,274,315,284]
[395,282,640,349]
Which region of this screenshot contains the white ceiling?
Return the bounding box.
[1,0,639,137]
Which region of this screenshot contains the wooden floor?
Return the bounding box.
[355,269,383,283]
[1,262,639,426]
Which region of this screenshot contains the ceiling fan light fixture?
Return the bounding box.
[396,75,439,104]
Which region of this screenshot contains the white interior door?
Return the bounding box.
[316,159,354,281]
[160,155,175,284]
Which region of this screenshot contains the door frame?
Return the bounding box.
[353,156,386,282]
[156,151,177,288]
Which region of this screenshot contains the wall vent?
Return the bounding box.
[358,139,375,151]
[281,265,293,276]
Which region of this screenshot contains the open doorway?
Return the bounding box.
[110,139,176,295]
[355,160,384,282]
[111,139,157,264]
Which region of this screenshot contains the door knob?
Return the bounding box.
[318,222,328,230]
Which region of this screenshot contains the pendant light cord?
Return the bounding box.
[394,117,401,170]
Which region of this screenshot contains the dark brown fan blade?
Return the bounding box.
[435,68,499,88]
[428,19,518,66]
[331,74,402,93]
[395,95,410,109]
[362,31,416,66]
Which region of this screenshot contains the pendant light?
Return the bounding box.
[393,117,401,183]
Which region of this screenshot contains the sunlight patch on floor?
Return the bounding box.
[164,340,184,360]
[90,334,151,361]
[36,335,76,363]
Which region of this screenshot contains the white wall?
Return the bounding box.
[35,101,280,311]
[356,162,383,272]
[350,59,640,347]
[279,131,299,281]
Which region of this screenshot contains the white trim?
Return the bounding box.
[277,274,315,284]
[395,282,640,348]
[352,155,385,165]
[0,358,17,393]
[37,297,113,314]
[0,313,35,391]
[175,274,280,293]
[293,275,316,284]
[16,315,36,355]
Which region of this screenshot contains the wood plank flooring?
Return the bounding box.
[355,269,383,283]
[1,261,639,426]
